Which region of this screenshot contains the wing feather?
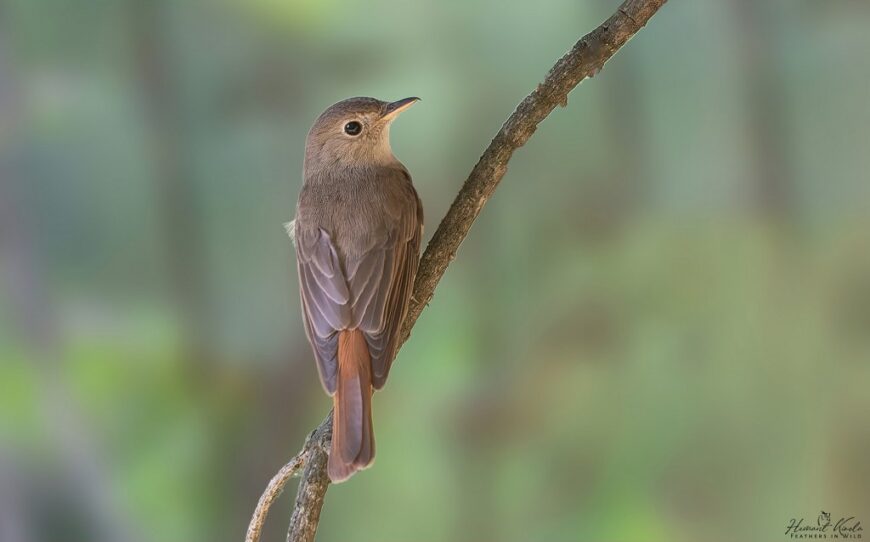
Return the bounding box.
[295,169,422,394]
[296,228,351,394]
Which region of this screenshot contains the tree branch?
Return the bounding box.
[246,1,668,541]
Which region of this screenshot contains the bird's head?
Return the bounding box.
[304,96,419,172]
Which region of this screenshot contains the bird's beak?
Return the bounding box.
[381,97,420,121]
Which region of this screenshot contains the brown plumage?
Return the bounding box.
[331,330,373,481]
[293,97,422,482]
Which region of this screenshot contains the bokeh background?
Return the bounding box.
[1,0,869,541]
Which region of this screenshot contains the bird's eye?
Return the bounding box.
[344,121,362,136]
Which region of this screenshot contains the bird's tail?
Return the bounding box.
[328,329,374,483]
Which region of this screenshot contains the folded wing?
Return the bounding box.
[296,181,422,394]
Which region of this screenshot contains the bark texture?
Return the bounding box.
[246,1,668,541]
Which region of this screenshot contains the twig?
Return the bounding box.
[245,413,332,542]
[284,416,331,542]
[245,1,668,541]
[244,449,305,542]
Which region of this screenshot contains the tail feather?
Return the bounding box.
[329,330,374,483]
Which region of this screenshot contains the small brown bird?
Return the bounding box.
[292,97,423,482]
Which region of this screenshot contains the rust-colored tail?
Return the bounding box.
[328,329,374,483]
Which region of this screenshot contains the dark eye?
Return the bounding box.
[344,121,362,136]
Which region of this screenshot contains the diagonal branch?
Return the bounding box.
[246,1,668,541]
[402,0,667,341]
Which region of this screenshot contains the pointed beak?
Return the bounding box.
[381,97,420,121]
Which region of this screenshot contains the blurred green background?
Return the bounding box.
[1,0,869,541]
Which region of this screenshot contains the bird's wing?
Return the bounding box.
[351,183,423,390]
[296,175,422,394]
[296,226,351,394]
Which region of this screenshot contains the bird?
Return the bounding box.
[292,97,423,482]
